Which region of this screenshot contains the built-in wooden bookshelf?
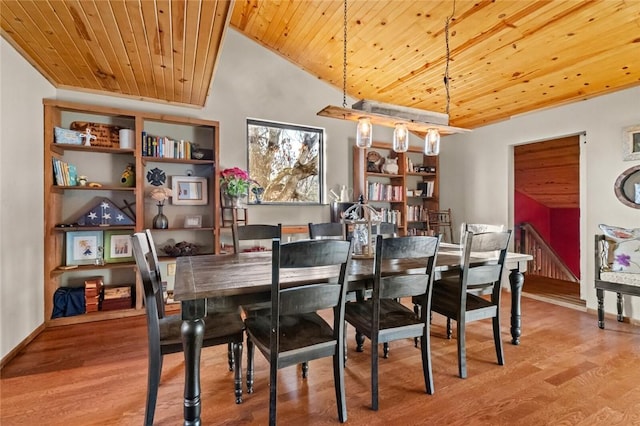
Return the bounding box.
[43,99,220,326]
[352,142,439,235]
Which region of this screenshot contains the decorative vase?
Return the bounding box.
[230,196,242,208]
[153,203,169,229]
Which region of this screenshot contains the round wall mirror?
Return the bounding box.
[614,164,640,209]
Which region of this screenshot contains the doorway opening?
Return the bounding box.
[513,135,584,309]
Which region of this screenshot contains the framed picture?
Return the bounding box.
[184,215,202,228]
[622,124,640,161]
[66,231,103,266]
[247,118,324,204]
[104,230,134,263]
[172,176,208,205]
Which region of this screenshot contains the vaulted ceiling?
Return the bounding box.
[1,0,639,130]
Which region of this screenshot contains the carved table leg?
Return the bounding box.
[181,299,206,426]
[509,268,524,345]
[181,318,204,426]
[616,292,624,322]
[596,288,605,329]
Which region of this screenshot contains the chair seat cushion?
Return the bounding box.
[345,298,420,338]
[245,312,334,353]
[431,280,497,321]
[598,225,640,273]
[600,271,640,287]
[160,311,245,348]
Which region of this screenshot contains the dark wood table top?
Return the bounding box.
[174,243,532,302]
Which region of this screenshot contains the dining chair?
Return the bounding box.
[422,230,512,379]
[131,232,245,426]
[308,222,344,239]
[460,222,505,239]
[377,221,398,237]
[244,238,353,425]
[426,208,454,242]
[344,234,440,410]
[232,223,282,252]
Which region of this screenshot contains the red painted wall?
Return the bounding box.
[550,209,580,278]
[514,191,580,278]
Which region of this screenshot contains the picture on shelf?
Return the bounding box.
[184,215,203,228]
[66,231,103,266]
[172,176,208,205]
[104,230,134,263]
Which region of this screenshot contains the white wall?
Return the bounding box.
[439,87,640,320]
[1,27,638,360]
[1,38,56,359]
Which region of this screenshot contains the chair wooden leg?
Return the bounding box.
[301,362,309,378]
[228,342,234,372]
[617,292,624,322]
[413,304,421,348]
[355,330,365,352]
[371,336,379,411]
[343,321,348,366]
[269,357,278,426]
[383,342,390,358]
[145,346,162,426]
[247,336,255,394]
[233,342,243,404]
[492,316,504,366]
[420,332,434,395]
[457,320,467,379]
[446,317,452,339]
[596,288,605,329]
[333,348,347,422]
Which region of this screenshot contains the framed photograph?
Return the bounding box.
[104,230,134,263]
[247,118,324,204]
[184,215,203,228]
[66,231,103,266]
[622,124,640,161]
[172,176,208,205]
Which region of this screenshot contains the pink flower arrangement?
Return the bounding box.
[220,167,251,198]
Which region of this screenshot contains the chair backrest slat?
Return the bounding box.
[271,238,353,324]
[131,232,163,321]
[308,222,344,240]
[232,223,281,252]
[374,235,440,301]
[460,230,512,292]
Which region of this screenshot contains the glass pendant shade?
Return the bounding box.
[356,117,373,148]
[424,128,441,156]
[392,123,409,153]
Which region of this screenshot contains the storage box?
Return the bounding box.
[70,121,121,148]
[54,127,83,145]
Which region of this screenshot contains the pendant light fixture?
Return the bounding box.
[317,0,469,152]
[393,123,409,153]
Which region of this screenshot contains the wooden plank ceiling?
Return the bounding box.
[1,1,639,129]
[515,136,580,208]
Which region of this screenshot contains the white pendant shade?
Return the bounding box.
[392,123,409,153]
[424,128,441,156]
[356,117,373,148]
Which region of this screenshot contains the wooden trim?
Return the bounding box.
[282,225,308,235]
[0,323,45,370]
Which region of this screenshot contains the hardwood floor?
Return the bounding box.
[2,293,640,425]
[522,275,585,310]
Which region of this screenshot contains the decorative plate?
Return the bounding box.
[146,167,166,186]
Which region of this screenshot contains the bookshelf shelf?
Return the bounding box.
[353,142,439,236]
[43,99,221,326]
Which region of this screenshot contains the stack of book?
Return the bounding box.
[52,158,77,186]
[84,278,103,313]
[101,285,133,311]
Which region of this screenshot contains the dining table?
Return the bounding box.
[173,243,532,425]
